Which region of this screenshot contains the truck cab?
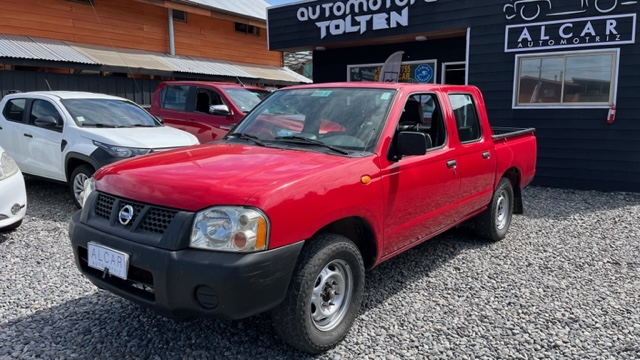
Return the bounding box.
[150,81,264,144]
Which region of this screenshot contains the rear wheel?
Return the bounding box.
[69,164,94,208]
[475,177,514,241]
[271,234,365,353]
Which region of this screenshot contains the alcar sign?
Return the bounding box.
[505,13,636,52]
[296,0,438,40]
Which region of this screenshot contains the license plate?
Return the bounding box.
[87,242,129,280]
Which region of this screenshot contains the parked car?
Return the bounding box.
[69,83,537,353]
[149,81,265,143]
[0,145,26,231]
[0,91,199,208]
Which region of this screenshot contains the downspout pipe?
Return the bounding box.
[168,9,176,56]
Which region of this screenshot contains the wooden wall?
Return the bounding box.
[0,0,282,67]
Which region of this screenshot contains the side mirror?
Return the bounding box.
[397,131,430,157]
[209,104,232,116]
[34,115,58,128]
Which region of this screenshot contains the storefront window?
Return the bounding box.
[515,49,618,107]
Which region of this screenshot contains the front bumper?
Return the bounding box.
[69,210,303,321]
[0,170,27,230]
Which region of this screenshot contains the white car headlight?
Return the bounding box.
[191,207,269,252]
[93,140,151,158]
[79,177,96,208]
[0,151,20,181]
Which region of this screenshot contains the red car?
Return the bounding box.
[149,81,265,143]
[70,82,537,353]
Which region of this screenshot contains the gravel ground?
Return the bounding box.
[1,178,639,359]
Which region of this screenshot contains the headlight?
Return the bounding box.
[93,140,151,158]
[79,177,95,208]
[0,151,19,181]
[191,207,269,252]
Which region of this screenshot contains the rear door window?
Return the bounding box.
[161,85,189,111]
[2,99,27,122]
[449,94,482,143]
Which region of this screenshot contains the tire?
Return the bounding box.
[271,234,365,354]
[69,164,95,209]
[475,177,514,241]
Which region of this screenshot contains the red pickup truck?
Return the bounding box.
[69,82,536,353]
[149,81,265,143]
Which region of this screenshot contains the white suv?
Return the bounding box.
[0,91,199,208]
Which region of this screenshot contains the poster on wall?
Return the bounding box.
[347,60,437,83]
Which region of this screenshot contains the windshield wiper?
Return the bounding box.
[274,135,349,155]
[131,124,157,127]
[80,123,121,128]
[227,133,266,147]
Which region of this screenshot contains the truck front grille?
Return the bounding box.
[94,193,178,235]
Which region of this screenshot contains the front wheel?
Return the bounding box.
[271,234,365,354]
[475,177,514,241]
[69,164,95,208]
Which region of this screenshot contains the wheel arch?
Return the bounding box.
[313,217,378,270]
[65,153,98,182]
[501,167,523,214]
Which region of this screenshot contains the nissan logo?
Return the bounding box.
[118,205,134,226]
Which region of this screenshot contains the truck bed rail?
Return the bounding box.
[492,127,536,141]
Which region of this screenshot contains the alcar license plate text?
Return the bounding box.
[87,242,129,280]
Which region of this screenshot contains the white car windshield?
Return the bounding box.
[61,99,159,128]
[230,88,396,154]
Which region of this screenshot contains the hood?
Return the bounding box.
[80,126,199,148]
[95,142,344,211]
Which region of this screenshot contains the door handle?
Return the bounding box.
[482,151,491,159]
[24,133,33,138]
[446,160,457,168]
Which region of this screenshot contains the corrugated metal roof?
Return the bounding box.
[162,55,254,78]
[0,35,311,84]
[234,62,312,83]
[176,0,269,20]
[0,35,95,64]
[73,44,175,72]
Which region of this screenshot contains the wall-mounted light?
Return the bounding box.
[415,36,427,41]
[315,46,326,51]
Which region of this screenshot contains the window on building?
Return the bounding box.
[235,23,260,36]
[172,10,187,23]
[515,49,618,107]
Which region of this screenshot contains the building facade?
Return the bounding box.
[0,0,310,104]
[268,0,640,192]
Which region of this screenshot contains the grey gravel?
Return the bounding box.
[1,179,639,359]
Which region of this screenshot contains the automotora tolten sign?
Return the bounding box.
[505,13,636,52]
[296,0,437,40]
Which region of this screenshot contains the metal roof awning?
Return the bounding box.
[72,44,175,73]
[0,34,95,64]
[0,35,311,84]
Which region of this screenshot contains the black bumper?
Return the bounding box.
[69,211,304,321]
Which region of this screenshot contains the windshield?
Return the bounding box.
[223,88,262,113]
[250,89,271,100]
[62,99,159,127]
[230,87,396,154]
